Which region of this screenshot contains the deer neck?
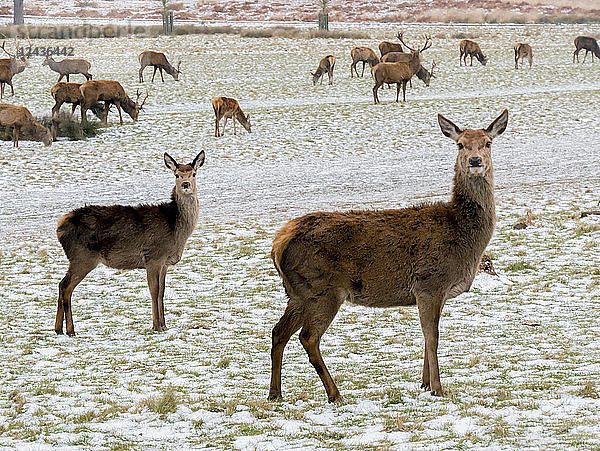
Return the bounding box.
[450,166,496,249]
[171,187,199,240]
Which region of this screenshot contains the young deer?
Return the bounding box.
[312,55,335,85]
[514,43,533,69]
[42,56,92,82]
[269,110,508,402]
[55,151,205,336]
[459,40,488,66]
[211,97,251,137]
[350,47,379,77]
[138,51,181,82]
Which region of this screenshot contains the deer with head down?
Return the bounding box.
[0,42,29,99]
[381,52,437,87]
[350,47,379,77]
[372,34,432,103]
[378,33,405,57]
[139,51,181,82]
[514,43,533,69]
[42,55,92,82]
[312,55,335,85]
[55,151,205,336]
[50,82,108,120]
[460,40,488,66]
[268,109,508,403]
[573,36,600,63]
[0,103,52,147]
[211,96,251,137]
[79,80,147,124]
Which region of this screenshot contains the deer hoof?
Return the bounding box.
[328,394,343,404]
[421,382,430,390]
[267,392,282,402]
[55,328,63,335]
[66,330,76,337]
[430,389,444,397]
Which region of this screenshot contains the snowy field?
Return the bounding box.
[1,22,600,449]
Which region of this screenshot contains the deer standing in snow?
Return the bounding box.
[268,110,508,402]
[138,51,181,82]
[55,151,205,336]
[211,97,251,137]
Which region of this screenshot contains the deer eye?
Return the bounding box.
[485,142,492,148]
[192,173,196,177]
[457,143,464,150]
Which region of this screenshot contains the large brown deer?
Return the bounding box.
[79,80,147,124]
[573,36,600,63]
[268,109,508,402]
[350,47,379,77]
[381,52,437,87]
[211,97,251,137]
[0,103,52,147]
[138,51,181,82]
[513,43,533,69]
[0,42,29,98]
[459,40,488,66]
[312,55,335,85]
[42,56,92,82]
[373,35,432,103]
[55,151,205,336]
[378,33,404,57]
[50,82,108,120]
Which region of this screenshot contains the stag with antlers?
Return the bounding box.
[79,80,147,124]
[0,41,29,98]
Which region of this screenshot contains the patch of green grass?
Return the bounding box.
[137,388,179,415]
[505,261,535,272]
[575,381,599,399]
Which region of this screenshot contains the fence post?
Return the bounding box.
[162,11,174,35]
[318,12,328,31]
[14,0,24,25]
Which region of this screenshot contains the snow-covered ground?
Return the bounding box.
[0,22,600,449]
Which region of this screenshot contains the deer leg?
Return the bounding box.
[268,302,304,401]
[416,292,444,396]
[421,341,431,390]
[350,62,355,77]
[470,55,473,66]
[66,74,70,82]
[233,115,237,135]
[298,290,345,403]
[9,81,14,96]
[152,67,157,82]
[139,67,144,83]
[57,261,97,336]
[0,83,3,99]
[214,117,220,137]
[583,50,588,63]
[328,70,333,85]
[361,61,366,77]
[12,126,18,147]
[373,82,383,104]
[402,80,408,102]
[58,74,64,82]
[157,265,168,330]
[160,68,165,82]
[115,102,123,125]
[146,265,164,332]
[395,83,401,102]
[222,117,228,136]
[70,103,76,115]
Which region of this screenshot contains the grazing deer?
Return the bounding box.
[42,56,92,82]
[514,43,533,69]
[378,33,405,57]
[381,52,437,87]
[55,151,205,336]
[268,109,509,402]
[138,51,181,82]
[350,47,379,77]
[373,35,432,103]
[312,55,335,85]
[79,80,147,124]
[0,42,29,98]
[573,36,600,63]
[50,82,108,120]
[0,103,52,147]
[459,40,488,66]
[211,97,251,137]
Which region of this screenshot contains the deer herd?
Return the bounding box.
[2,28,597,403]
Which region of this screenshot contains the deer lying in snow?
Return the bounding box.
[312,55,335,85]
[42,56,92,82]
[55,151,205,336]
[0,103,52,146]
[268,109,509,402]
[138,51,181,82]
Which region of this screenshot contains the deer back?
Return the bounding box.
[51,82,83,103]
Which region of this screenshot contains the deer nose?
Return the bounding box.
[469,157,482,167]
[182,182,190,189]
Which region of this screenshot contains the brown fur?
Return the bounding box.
[0,57,28,98]
[381,52,436,87]
[211,96,251,137]
[0,103,52,146]
[268,110,509,402]
[79,80,147,125]
[312,55,335,85]
[573,36,600,63]
[138,51,181,82]
[50,82,107,120]
[350,47,379,77]
[55,151,205,336]
[378,33,404,57]
[460,40,488,66]
[514,43,533,69]
[42,56,92,82]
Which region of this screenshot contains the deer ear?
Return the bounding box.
[486,109,508,138]
[191,151,205,170]
[438,114,462,141]
[164,152,178,172]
